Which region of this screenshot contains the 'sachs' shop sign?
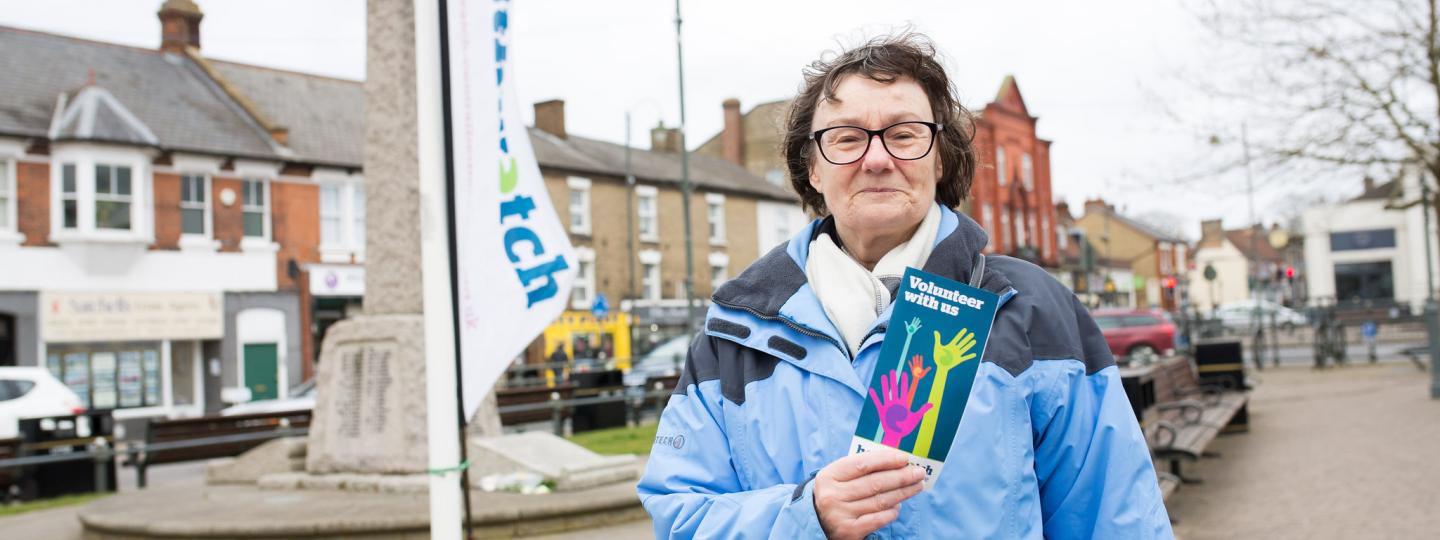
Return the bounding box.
[42,292,224,343]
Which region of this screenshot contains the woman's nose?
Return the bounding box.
[861,134,894,173]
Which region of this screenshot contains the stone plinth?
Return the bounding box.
[306,314,428,474]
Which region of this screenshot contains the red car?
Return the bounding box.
[1091,308,1176,361]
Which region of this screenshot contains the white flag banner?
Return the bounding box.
[446,0,575,418]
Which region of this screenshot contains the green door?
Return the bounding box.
[243,343,279,401]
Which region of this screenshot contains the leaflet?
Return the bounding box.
[850,266,1000,489]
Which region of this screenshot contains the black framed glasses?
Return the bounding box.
[809,121,943,165]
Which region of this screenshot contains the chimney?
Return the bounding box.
[1055,201,1072,220]
[651,123,682,153]
[721,98,745,166]
[158,0,203,53]
[1200,219,1223,242]
[1362,176,1375,192]
[1082,198,1109,216]
[534,99,566,139]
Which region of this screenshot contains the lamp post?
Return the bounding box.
[673,0,698,336]
[1211,125,1264,370]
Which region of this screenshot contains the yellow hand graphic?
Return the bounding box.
[933,329,977,372]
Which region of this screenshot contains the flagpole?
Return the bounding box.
[415,0,465,538]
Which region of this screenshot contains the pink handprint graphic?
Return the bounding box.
[868,369,934,447]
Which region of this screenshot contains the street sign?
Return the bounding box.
[592,293,610,320]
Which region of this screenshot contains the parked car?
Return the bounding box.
[623,335,691,389]
[220,379,317,416]
[1214,299,1308,333]
[0,367,86,439]
[1091,309,1177,362]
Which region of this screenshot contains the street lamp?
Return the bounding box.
[1210,124,1265,370]
[673,0,698,336]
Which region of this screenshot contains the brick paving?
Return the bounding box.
[1168,360,1440,539]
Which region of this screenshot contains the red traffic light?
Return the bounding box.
[1163,276,1177,289]
[1285,266,1296,279]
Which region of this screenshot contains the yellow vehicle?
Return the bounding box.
[541,310,633,371]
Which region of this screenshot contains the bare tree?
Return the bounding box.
[1190,0,1438,185]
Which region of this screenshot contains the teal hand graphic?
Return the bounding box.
[904,317,922,337]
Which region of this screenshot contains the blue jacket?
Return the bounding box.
[638,207,1173,539]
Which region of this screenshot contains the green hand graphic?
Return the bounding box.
[912,328,979,458]
[933,329,978,370]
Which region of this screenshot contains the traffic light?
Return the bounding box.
[1163,276,1177,289]
[1285,266,1296,280]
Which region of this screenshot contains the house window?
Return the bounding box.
[1015,210,1028,247]
[642,262,661,300]
[1021,153,1034,190]
[353,187,365,251]
[636,185,658,241]
[570,251,595,310]
[61,164,78,230]
[320,181,366,260]
[706,193,726,245]
[0,159,12,233]
[981,204,994,252]
[179,174,208,236]
[1000,208,1011,251]
[1039,216,1050,258]
[996,147,1007,186]
[241,178,267,238]
[321,184,342,245]
[711,263,727,291]
[567,177,591,235]
[94,164,133,230]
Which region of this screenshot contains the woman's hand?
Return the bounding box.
[812,451,926,540]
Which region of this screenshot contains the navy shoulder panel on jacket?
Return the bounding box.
[984,256,1116,377]
[672,332,782,406]
[712,241,807,318]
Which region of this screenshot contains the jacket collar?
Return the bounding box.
[712,205,1012,321]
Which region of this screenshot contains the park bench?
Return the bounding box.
[1144,349,1249,487]
[130,409,310,488]
[496,383,574,426]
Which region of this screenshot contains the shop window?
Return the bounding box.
[1334,261,1394,301]
[170,341,197,407]
[46,342,162,410]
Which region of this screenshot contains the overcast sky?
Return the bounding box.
[2,0,1332,239]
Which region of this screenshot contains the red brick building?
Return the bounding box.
[968,76,1058,268]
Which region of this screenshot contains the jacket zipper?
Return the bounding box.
[711,298,852,362]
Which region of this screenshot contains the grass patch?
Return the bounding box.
[567,422,660,456]
[0,492,111,519]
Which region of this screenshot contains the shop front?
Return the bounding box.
[40,291,224,420]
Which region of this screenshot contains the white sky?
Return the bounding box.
[1,0,1332,240]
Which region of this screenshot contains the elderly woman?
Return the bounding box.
[638,34,1171,539]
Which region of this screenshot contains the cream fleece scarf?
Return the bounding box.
[806,204,942,357]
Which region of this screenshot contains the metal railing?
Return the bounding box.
[0,386,677,497]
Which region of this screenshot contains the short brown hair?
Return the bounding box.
[783,33,976,216]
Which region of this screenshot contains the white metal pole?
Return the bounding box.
[415,0,464,537]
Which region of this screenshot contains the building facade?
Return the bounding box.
[1302,170,1439,313]
[529,101,800,361]
[0,3,363,422]
[1187,220,1288,312]
[1074,199,1189,310]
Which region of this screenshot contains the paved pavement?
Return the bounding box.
[1168,360,1440,539]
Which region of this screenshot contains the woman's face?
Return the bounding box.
[809,74,939,238]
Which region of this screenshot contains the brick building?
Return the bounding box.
[1074,199,1190,310]
[694,76,1060,268]
[0,1,364,421]
[529,101,800,360]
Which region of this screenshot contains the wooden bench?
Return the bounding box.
[132,409,310,488]
[496,383,574,426]
[1144,355,1249,486]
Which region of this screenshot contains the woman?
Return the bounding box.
[638,34,1172,539]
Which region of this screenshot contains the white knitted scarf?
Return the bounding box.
[805,204,942,357]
